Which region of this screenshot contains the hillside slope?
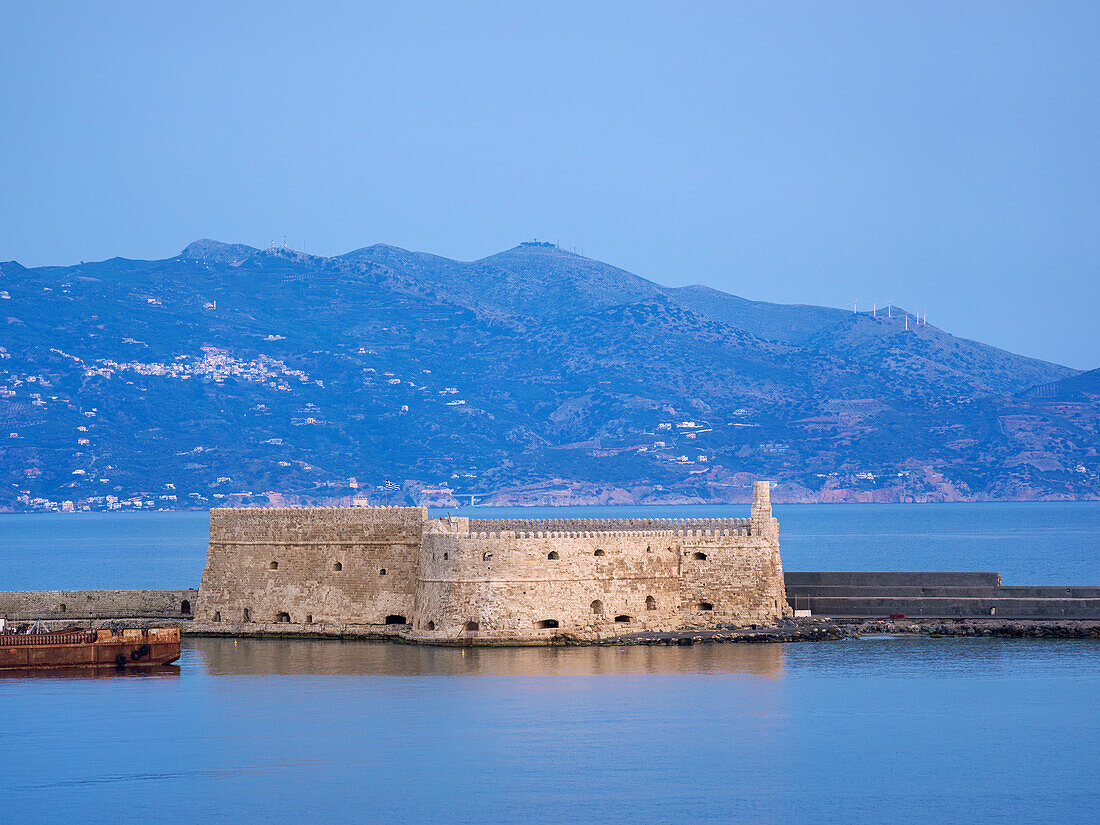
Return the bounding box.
[0,240,1094,510]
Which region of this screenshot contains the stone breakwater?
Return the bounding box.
[14,615,1100,645]
[0,589,195,621]
[576,618,1100,645]
[180,617,1100,645]
[835,618,1100,639]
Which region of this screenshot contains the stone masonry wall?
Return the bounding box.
[196,482,791,643]
[414,530,684,641]
[197,506,427,626]
[0,590,195,621]
[679,532,787,628]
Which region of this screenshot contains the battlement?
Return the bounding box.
[467,517,755,535]
[214,505,425,512]
[459,526,756,539]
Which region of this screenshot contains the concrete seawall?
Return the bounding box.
[785,573,1100,619]
[786,572,1002,588]
[0,589,197,621]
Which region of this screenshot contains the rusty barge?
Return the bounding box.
[0,626,181,670]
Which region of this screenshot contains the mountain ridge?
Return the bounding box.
[0,240,1094,510]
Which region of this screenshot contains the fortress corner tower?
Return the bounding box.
[751,480,776,537]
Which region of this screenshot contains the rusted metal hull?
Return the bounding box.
[0,626,181,670]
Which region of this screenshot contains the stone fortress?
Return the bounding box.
[195,481,792,643]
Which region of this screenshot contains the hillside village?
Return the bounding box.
[0,241,1096,511]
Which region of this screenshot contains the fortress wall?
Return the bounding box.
[197,507,427,625]
[194,486,789,642]
[207,506,427,543]
[413,531,683,640]
[678,532,790,625]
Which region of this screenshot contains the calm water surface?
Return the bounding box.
[1,502,1097,588]
[1,637,1098,824]
[2,504,1098,823]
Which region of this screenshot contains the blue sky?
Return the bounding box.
[2,1,1097,367]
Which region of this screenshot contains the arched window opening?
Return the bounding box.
[537,619,560,629]
[181,599,191,615]
[243,607,251,622]
[333,562,342,571]
[443,552,449,560]
[591,599,604,615]
[614,615,632,623]
[425,621,436,631]
[698,601,714,611]
[482,551,493,562]
[276,612,291,623]
[693,552,707,561]
[547,551,559,560]
[59,603,67,613]
[646,596,656,611]
[306,614,313,624]
[213,611,221,622]
[594,548,605,557]
[269,560,279,570]
[464,620,480,632]
[379,568,387,576]
[384,614,407,625]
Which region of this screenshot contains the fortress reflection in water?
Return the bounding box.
[188,637,786,678]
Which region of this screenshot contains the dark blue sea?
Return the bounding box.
[1,503,1098,824]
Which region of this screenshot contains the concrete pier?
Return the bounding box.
[784,572,1100,619]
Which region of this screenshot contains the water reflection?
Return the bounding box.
[0,664,180,680]
[3,635,1097,825]
[189,637,786,678]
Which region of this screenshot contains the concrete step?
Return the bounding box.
[785,585,1100,599]
[785,572,1001,587]
[792,595,1100,619]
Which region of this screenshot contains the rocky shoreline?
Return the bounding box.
[22,616,1100,645]
[832,617,1100,639]
[595,617,1100,646]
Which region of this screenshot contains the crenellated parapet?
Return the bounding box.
[457,527,759,539]
[467,517,755,535]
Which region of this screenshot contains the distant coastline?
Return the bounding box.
[5,488,1098,514]
[2,241,1095,513]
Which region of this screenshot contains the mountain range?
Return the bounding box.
[0,239,1096,511]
